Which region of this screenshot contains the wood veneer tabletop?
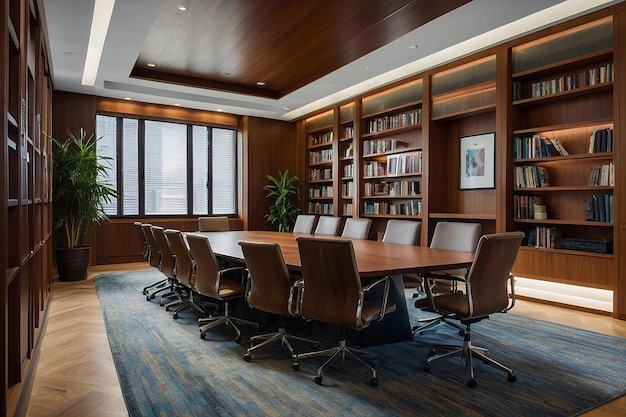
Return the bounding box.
[187,231,475,277]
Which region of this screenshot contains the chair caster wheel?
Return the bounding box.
[146,295,151,301]
[467,378,477,388]
[150,294,156,300]
[200,332,206,340]
[173,313,179,319]
[314,375,323,385]
[243,353,251,362]
[422,364,431,373]
[369,377,379,387]
[235,335,241,344]
[458,330,465,336]
[507,373,517,383]
[292,363,299,371]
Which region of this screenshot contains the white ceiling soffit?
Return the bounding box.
[40,0,622,121]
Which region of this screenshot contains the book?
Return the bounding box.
[588,167,600,186]
[550,139,569,156]
[536,166,550,187]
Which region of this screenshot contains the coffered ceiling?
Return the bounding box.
[39,0,621,121]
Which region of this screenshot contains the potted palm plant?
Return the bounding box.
[264,170,301,232]
[52,128,117,281]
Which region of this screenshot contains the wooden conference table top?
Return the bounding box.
[188,230,475,278]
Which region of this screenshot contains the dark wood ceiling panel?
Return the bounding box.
[131,0,470,98]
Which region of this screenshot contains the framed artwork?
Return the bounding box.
[459,133,495,189]
[387,155,399,176]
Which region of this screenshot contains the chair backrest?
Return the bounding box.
[341,218,372,240]
[296,237,366,329]
[141,223,160,268]
[164,229,194,287]
[185,234,221,298]
[381,220,421,245]
[465,232,524,318]
[238,241,294,316]
[151,226,175,279]
[313,216,341,236]
[134,221,148,259]
[430,221,481,252]
[292,214,317,234]
[198,216,230,232]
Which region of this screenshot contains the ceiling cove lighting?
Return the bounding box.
[82,0,116,86]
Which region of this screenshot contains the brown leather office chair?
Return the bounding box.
[340,218,372,240]
[313,216,341,236]
[293,237,396,386]
[292,214,317,234]
[164,229,216,319]
[198,216,230,232]
[422,231,524,388]
[414,221,481,334]
[238,240,318,361]
[185,233,258,343]
[150,225,177,305]
[141,223,170,300]
[134,221,148,260]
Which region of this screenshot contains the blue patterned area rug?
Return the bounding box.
[95,269,626,417]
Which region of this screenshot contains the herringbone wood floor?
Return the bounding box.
[25,263,626,417]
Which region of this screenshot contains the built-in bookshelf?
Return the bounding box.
[305,110,334,215]
[339,103,355,216]
[2,1,54,414]
[360,79,423,222]
[509,16,615,289]
[428,54,498,237]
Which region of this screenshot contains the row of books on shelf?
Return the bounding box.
[342,126,354,139]
[343,163,354,178]
[309,149,333,164]
[343,203,354,216]
[363,179,420,197]
[588,163,614,186]
[527,226,561,249]
[513,62,614,100]
[363,199,422,216]
[309,185,333,198]
[513,195,547,220]
[310,167,332,181]
[363,161,387,177]
[362,138,405,155]
[513,134,569,159]
[341,181,353,198]
[363,109,422,134]
[586,193,614,223]
[387,152,422,175]
[308,202,333,215]
[588,128,614,153]
[310,131,333,146]
[514,165,550,188]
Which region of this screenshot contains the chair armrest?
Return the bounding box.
[503,273,516,312]
[362,276,392,322]
[218,266,247,283]
[289,278,305,316]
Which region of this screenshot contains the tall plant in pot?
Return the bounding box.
[264,170,301,232]
[52,128,117,281]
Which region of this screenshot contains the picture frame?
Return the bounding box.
[387,155,399,176]
[459,132,495,190]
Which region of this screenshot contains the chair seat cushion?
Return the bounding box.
[218,280,246,298]
[425,292,470,316]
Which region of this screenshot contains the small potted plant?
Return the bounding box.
[264,170,301,232]
[52,128,117,281]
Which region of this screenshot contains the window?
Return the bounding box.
[96,115,237,216]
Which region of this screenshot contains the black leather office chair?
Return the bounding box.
[238,240,318,361]
[293,237,396,386]
[422,231,524,388]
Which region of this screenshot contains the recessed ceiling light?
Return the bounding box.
[408,44,419,49]
[173,103,180,106]
[216,109,223,112]
[147,63,156,67]
[283,106,290,110]
[124,97,132,101]
[64,51,75,56]
[177,5,187,11]
[256,81,266,86]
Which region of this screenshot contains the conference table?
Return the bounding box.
[187,230,476,345]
